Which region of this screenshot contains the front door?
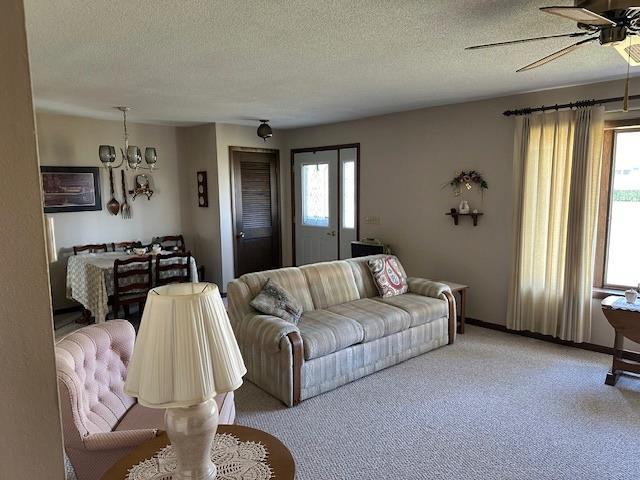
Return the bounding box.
[294,150,339,265]
[293,145,359,266]
[231,148,281,276]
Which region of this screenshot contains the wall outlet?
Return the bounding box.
[364,216,381,225]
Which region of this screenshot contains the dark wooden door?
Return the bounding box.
[231,148,281,277]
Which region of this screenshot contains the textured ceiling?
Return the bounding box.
[23,0,638,128]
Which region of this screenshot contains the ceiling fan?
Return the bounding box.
[467,1,640,72]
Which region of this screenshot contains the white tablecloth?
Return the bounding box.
[66,252,198,322]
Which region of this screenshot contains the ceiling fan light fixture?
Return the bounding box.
[257,120,273,142]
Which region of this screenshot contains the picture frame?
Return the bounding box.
[40,166,102,213]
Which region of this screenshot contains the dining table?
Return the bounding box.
[66,251,199,323]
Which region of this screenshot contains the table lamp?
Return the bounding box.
[124,283,246,480]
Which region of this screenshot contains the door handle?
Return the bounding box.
[326,230,336,237]
[237,231,245,238]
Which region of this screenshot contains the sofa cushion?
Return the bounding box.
[375,293,448,327]
[300,261,360,309]
[327,298,411,342]
[114,403,165,432]
[298,310,364,360]
[240,267,314,312]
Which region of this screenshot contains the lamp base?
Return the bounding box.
[165,398,219,480]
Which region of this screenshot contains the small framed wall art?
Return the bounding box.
[197,171,209,207]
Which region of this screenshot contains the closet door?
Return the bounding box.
[232,149,280,276]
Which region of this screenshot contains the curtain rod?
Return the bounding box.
[503,94,640,117]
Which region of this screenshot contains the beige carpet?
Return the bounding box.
[234,325,640,480]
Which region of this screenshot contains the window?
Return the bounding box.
[342,160,355,229]
[301,163,329,227]
[596,126,640,289]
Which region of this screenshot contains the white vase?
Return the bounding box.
[459,200,470,214]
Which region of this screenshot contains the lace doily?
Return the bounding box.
[127,433,273,480]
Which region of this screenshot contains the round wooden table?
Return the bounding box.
[601,295,640,386]
[101,425,295,480]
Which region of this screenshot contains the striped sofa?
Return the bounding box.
[227,255,456,407]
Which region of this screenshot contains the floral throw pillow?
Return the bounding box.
[250,278,303,325]
[368,256,408,298]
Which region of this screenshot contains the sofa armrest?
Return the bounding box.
[242,314,301,354]
[407,277,451,298]
[83,428,158,451]
[408,278,456,344]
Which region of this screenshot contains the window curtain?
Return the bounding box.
[507,107,604,343]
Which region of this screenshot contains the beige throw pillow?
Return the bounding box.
[250,278,303,324]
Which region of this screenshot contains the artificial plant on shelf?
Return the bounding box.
[446,170,488,196]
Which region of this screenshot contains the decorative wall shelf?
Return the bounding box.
[445,212,483,226]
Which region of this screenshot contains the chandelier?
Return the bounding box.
[98,107,157,170]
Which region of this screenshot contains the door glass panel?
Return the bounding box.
[342,160,355,229]
[302,163,329,227]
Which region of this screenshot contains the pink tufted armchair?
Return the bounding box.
[56,320,236,480]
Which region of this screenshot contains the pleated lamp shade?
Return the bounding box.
[124,283,247,408]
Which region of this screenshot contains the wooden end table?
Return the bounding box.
[601,295,640,386]
[100,425,295,480]
[437,281,468,334]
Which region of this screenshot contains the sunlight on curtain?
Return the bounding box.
[507,107,604,343]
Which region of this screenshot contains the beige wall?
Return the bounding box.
[176,124,223,286]
[36,112,183,309]
[215,123,286,290]
[282,78,640,349]
[0,1,64,478]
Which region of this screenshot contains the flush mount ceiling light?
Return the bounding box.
[257,120,273,142]
[99,106,158,171]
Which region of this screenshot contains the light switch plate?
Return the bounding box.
[364,216,381,225]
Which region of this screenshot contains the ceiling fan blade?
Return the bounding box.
[517,37,598,72]
[540,6,616,26]
[466,32,589,50]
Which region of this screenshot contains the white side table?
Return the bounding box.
[437,281,468,334]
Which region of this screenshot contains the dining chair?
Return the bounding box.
[155,251,192,286]
[153,234,186,252]
[73,243,109,255]
[113,256,152,319]
[111,241,140,252]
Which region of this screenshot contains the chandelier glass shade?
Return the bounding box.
[99,107,158,170]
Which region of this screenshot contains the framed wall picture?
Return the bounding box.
[40,166,102,213]
[197,170,209,207]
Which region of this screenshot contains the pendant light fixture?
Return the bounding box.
[257,119,273,142]
[99,107,158,170]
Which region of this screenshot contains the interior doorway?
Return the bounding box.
[291,144,359,266]
[230,146,282,276]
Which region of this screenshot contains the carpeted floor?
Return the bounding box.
[234,325,640,480]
